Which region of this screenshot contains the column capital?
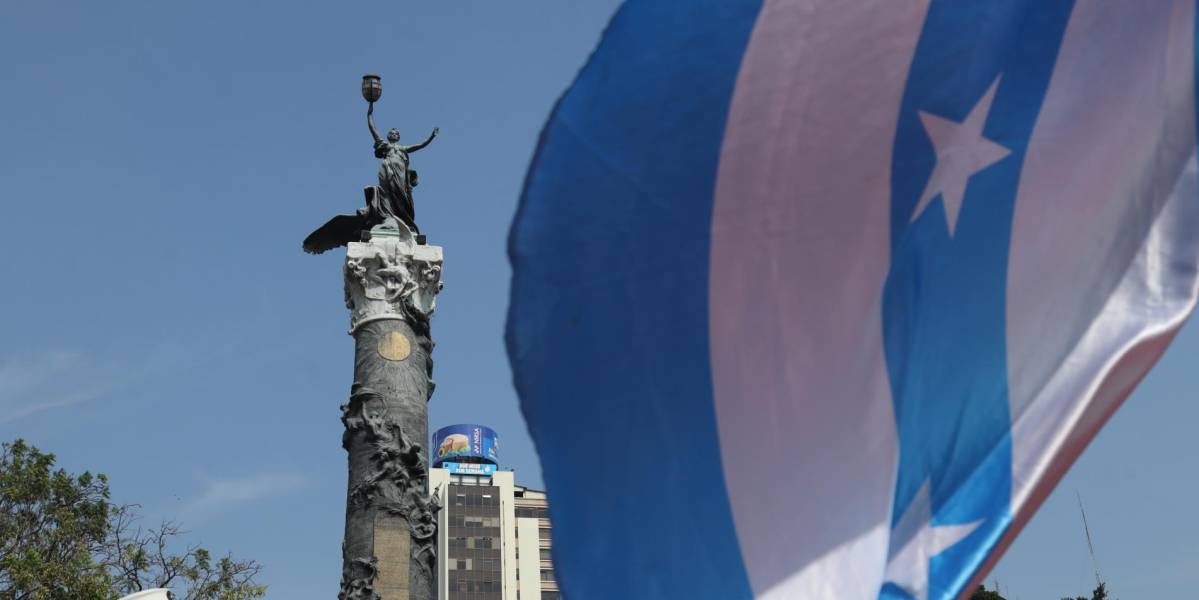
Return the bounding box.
[344,226,443,335]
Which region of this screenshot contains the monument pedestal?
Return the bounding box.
[337,226,443,600]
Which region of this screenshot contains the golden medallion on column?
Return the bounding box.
[378,330,412,361]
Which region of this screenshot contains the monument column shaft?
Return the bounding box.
[337,231,443,600]
[342,320,435,600]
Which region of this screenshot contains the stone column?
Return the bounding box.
[337,225,443,600]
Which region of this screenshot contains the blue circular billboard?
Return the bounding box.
[431,424,499,467]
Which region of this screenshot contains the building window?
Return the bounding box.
[541,593,560,600]
[445,483,504,600]
[540,569,554,582]
[538,528,552,540]
[516,507,549,519]
[539,548,551,561]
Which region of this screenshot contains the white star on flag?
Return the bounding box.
[910,76,1011,237]
[882,481,982,600]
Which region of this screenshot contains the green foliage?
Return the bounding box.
[972,581,1112,600]
[105,507,266,600]
[971,584,1007,600]
[1061,581,1109,600]
[0,439,113,599]
[0,440,266,600]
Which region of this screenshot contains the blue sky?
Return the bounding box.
[1,2,1195,598]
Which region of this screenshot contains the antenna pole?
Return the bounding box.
[1077,491,1103,588]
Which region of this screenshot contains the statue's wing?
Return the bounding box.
[303,213,368,254]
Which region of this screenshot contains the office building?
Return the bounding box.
[429,424,558,600]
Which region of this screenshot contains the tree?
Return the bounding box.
[0,440,266,600]
[1062,581,1109,600]
[0,439,112,599]
[103,506,265,600]
[971,584,1007,600]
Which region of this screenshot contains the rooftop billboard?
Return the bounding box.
[432,424,499,467]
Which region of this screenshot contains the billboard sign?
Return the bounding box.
[432,424,499,466]
[444,462,497,476]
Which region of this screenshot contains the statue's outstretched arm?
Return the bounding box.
[403,127,439,153]
[367,103,383,146]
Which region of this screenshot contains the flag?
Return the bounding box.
[506,1,1199,599]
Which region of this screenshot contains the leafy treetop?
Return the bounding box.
[0,439,266,600]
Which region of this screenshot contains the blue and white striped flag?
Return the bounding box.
[507,2,1199,598]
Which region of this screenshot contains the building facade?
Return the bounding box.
[428,425,558,600]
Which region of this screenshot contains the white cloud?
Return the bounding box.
[183,473,307,516]
[0,345,187,424]
[0,351,112,423]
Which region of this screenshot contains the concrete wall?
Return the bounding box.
[516,518,542,600]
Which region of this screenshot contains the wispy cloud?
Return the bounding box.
[183,473,307,517]
[0,328,311,425]
[0,345,186,424]
[0,351,118,423]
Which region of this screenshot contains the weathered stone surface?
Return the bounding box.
[344,225,443,335]
[373,516,411,599]
[338,230,441,600]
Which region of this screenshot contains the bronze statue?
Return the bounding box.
[304,74,439,254]
[370,102,438,233]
